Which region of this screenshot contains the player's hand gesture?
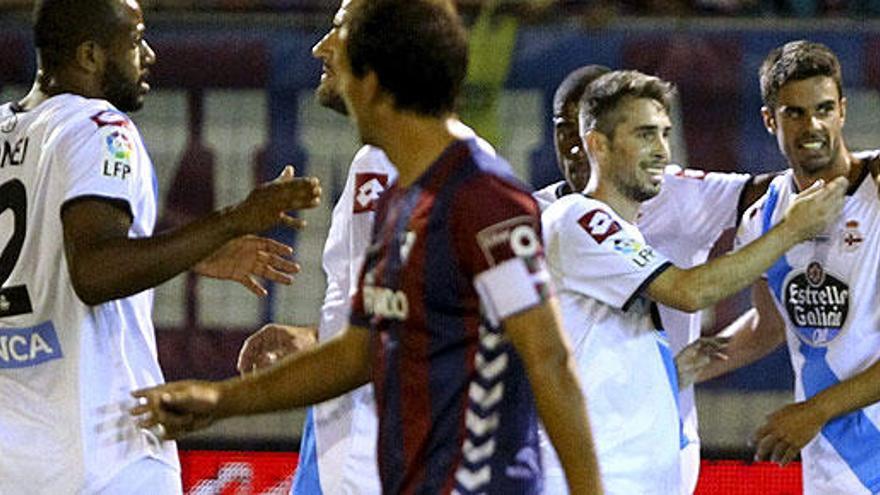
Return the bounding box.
[131,381,223,441]
[194,235,301,297]
[237,324,318,374]
[674,336,729,390]
[752,401,826,466]
[229,166,321,235]
[783,176,847,242]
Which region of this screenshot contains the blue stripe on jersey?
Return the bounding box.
[655,330,687,449]
[291,408,322,495]
[763,181,880,492]
[800,343,880,493]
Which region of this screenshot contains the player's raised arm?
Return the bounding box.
[503,300,603,495]
[63,166,321,305]
[645,176,846,312]
[131,324,370,440]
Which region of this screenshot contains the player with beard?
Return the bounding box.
[698,40,880,494]
[235,1,495,493]
[0,0,321,492]
[133,0,603,493]
[534,64,783,494]
[539,69,846,494]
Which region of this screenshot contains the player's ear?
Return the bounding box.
[761,106,776,135]
[74,40,106,75]
[839,96,847,126]
[584,129,607,163]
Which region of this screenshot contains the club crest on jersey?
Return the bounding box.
[354,173,388,213]
[784,261,849,346]
[1,113,17,133]
[476,216,541,266]
[101,129,134,180]
[840,220,864,252]
[0,321,63,369]
[578,209,622,244]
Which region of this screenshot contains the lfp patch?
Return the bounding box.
[105,130,133,162]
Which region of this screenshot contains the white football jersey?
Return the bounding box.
[541,194,680,495]
[535,166,749,494]
[0,95,177,494]
[737,160,880,495]
[310,145,397,494]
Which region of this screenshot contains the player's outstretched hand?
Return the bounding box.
[752,401,826,466]
[229,166,321,235]
[131,381,223,441]
[783,176,847,242]
[674,336,730,390]
[194,235,301,297]
[237,324,317,374]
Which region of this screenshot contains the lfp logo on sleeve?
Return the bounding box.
[101,129,134,180]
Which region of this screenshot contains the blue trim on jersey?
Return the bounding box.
[655,330,687,449]
[800,344,880,493]
[291,408,322,495]
[761,182,794,302]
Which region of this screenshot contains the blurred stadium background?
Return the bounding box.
[3,0,880,492]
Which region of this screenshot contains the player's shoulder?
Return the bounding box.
[533,180,567,213]
[351,145,397,175]
[543,194,609,227]
[738,171,792,232]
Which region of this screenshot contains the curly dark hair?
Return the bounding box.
[34,0,125,73]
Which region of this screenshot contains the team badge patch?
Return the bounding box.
[354,173,388,213]
[784,261,849,346]
[90,110,130,128]
[578,209,622,244]
[840,220,864,252]
[476,216,541,266]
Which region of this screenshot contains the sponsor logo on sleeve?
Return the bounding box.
[353,173,388,213]
[101,129,134,180]
[578,209,622,244]
[784,262,849,346]
[90,110,131,128]
[476,216,541,267]
[0,321,63,368]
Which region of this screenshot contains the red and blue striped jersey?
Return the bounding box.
[350,138,550,494]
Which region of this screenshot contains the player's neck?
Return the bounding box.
[792,146,856,192]
[592,183,640,222]
[374,114,460,188]
[18,70,100,111]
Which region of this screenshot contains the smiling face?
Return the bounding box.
[602,96,672,202]
[763,75,846,177]
[311,0,352,115]
[99,0,155,112]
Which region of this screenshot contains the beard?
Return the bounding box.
[316,80,348,116]
[102,60,144,113]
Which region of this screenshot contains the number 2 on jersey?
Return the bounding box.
[0,179,33,317]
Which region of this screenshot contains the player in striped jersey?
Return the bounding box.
[133,1,602,493]
[699,40,880,495]
[535,65,777,494]
[540,69,845,494]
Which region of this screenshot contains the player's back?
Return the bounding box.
[0,94,176,494]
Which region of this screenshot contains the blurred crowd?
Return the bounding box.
[1,0,879,17]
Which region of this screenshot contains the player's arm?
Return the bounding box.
[504,299,603,495]
[695,279,786,382]
[63,167,321,305]
[645,177,846,312]
[131,324,371,439]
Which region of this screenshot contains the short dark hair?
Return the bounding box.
[759,40,843,109]
[553,64,611,119]
[34,0,124,73]
[578,70,675,137]
[347,0,467,117]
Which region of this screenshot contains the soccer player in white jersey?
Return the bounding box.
[695,40,880,495]
[539,69,846,494]
[534,65,777,494]
[0,1,321,493]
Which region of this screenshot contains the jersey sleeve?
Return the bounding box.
[452,175,552,326]
[58,110,147,215]
[660,166,752,245]
[548,198,672,310]
[734,194,767,252]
